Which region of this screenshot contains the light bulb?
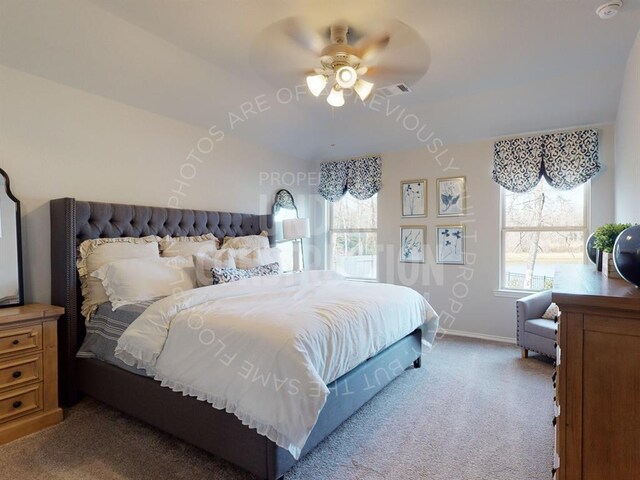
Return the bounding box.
[354,79,374,101]
[335,66,357,89]
[327,86,345,107]
[306,74,327,97]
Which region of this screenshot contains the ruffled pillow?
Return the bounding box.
[221,231,270,250]
[159,233,219,257]
[77,236,160,320]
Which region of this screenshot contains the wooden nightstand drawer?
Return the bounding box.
[0,325,42,358]
[0,384,42,424]
[0,304,63,444]
[0,354,42,392]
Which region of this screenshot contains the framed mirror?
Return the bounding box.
[0,168,23,307]
[272,189,299,272]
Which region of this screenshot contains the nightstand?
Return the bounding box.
[0,304,64,444]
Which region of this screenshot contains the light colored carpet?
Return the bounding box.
[0,337,554,480]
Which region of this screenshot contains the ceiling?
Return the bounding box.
[1,0,639,161]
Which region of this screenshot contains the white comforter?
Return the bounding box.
[115,271,438,458]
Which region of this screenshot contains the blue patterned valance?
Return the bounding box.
[319,156,381,202]
[493,129,600,193]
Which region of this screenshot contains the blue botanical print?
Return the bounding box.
[438,227,464,264]
[438,179,464,215]
[403,182,424,216]
[401,229,424,262]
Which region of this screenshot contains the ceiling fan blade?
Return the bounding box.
[355,32,390,62]
[283,17,327,56]
[362,61,430,87]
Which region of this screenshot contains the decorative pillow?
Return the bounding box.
[542,302,560,320]
[232,247,281,270]
[91,256,196,310]
[77,236,160,319]
[159,234,219,258]
[212,262,280,285]
[192,249,236,287]
[222,231,270,250]
[259,247,282,267]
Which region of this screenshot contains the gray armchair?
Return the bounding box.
[516,290,556,359]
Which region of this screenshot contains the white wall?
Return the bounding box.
[0,66,311,304]
[615,30,640,224]
[314,125,615,341]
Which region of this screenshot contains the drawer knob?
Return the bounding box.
[12,371,22,379]
[12,401,22,409]
[12,339,19,345]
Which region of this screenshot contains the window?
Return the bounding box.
[501,180,588,291]
[328,193,377,280]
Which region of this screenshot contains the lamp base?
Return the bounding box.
[292,239,302,272]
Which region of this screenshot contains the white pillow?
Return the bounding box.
[91,256,196,310]
[159,234,218,258]
[233,247,281,271]
[77,236,160,319]
[222,231,270,250]
[192,249,236,287]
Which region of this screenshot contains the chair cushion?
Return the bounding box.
[524,318,558,340]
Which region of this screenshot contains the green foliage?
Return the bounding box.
[593,223,632,253]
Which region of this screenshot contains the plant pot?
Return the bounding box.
[602,252,621,279]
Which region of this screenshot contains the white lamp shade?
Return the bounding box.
[354,79,374,101]
[306,74,327,97]
[283,218,310,240]
[326,86,345,107]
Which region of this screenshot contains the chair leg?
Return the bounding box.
[521,348,529,359]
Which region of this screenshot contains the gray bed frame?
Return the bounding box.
[50,197,423,479]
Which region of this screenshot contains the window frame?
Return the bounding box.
[498,181,590,292]
[326,194,378,281]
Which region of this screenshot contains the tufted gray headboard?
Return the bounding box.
[50,197,274,405]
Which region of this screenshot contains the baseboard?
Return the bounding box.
[439,328,516,345]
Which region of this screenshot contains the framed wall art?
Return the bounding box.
[401,179,427,218]
[400,226,426,263]
[436,225,465,264]
[437,176,466,217]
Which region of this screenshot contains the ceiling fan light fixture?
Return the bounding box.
[335,66,357,89]
[354,79,374,101]
[327,85,345,107]
[306,74,327,97]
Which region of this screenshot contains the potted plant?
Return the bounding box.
[593,223,631,278]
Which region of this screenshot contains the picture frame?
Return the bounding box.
[436,225,465,265]
[437,176,466,217]
[400,226,426,263]
[401,179,427,218]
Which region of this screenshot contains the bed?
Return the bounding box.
[50,197,429,479]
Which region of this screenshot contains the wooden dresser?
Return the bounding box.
[552,265,640,480]
[0,304,64,443]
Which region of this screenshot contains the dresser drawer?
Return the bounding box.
[0,325,42,358]
[0,384,42,424]
[0,354,42,392]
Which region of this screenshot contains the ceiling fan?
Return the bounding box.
[252,18,430,108]
[304,24,388,107]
